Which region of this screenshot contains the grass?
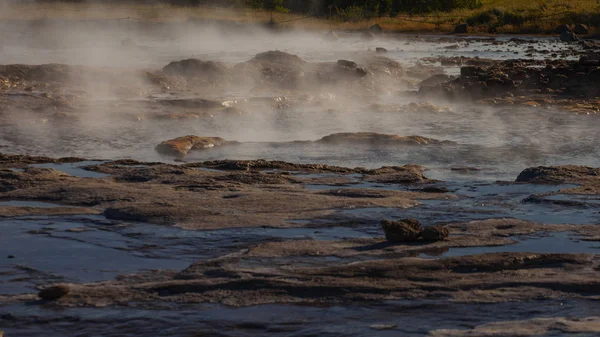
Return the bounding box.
[1,0,599,34]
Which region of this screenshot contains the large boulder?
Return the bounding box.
[369,24,383,35]
[555,24,571,34]
[253,50,306,66]
[381,219,422,242]
[574,24,589,35]
[560,30,579,42]
[421,225,449,241]
[516,165,600,184]
[162,59,227,81]
[38,285,70,300]
[454,24,468,34]
[155,136,233,157]
[316,132,453,146]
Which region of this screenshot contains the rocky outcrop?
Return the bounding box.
[38,285,70,300]
[560,30,579,42]
[381,219,422,242]
[381,219,449,242]
[574,24,590,35]
[155,136,233,157]
[162,59,228,82]
[419,58,600,100]
[516,165,600,184]
[316,132,455,146]
[421,225,450,241]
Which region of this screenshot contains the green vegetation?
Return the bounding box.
[4,0,599,34]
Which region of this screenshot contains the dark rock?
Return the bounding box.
[381,219,422,242]
[369,24,383,34]
[454,24,468,34]
[560,31,579,42]
[162,59,227,81]
[38,285,70,300]
[516,165,600,184]
[419,74,451,88]
[355,67,368,77]
[460,66,483,77]
[375,47,388,53]
[7,255,14,259]
[555,24,571,34]
[421,225,449,241]
[337,60,357,68]
[253,50,306,66]
[574,24,589,35]
[420,186,449,193]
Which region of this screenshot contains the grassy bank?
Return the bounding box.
[1,0,598,34]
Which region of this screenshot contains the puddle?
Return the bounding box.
[30,161,109,178]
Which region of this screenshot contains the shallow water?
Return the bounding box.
[2,299,599,337]
[1,25,599,336]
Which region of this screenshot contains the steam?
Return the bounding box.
[0,6,599,177]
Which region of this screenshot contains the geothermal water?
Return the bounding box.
[1,19,600,337]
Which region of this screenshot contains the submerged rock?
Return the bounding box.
[375,47,388,53]
[38,285,70,300]
[421,225,449,241]
[381,219,422,242]
[155,136,232,157]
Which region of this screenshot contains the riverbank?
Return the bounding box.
[1,0,598,35]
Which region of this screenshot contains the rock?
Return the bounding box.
[516,165,600,184]
[369,24,383,35]
[162,59,227,81]
[316,132,453,146]
[155,136,233,157]
[454,24,468,34]
[574,24,589,35]
[355,67,368,77]
[381,219,422,242]
[375,47,388,53]
[38,285,69,300]
[337,60,357,68]
[555,24,571,34]
[253,50,306,66]
[7,255,14,259]
[420,186,449,193]
[460,66,483,77]
[560,31,579,42]
[419,74,451,88]
[421,225,449,241]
